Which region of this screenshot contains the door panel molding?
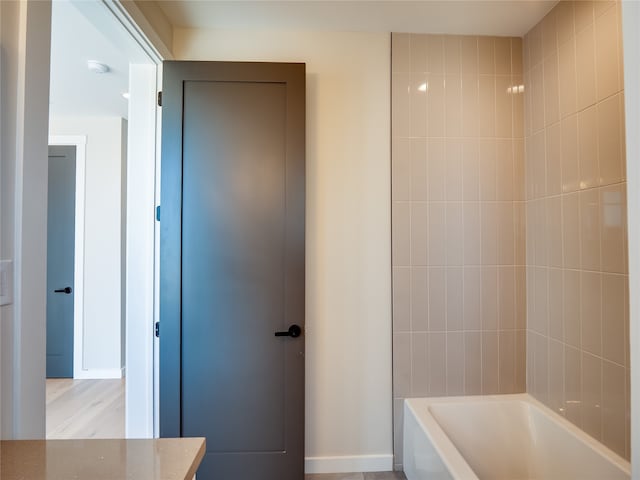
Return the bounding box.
[49,135,86,380]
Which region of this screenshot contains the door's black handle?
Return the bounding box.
[275,324,302,338]
[54,287,72,294]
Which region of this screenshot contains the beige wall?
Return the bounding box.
[391,33,526,467]
[173,29,393,472]
[523,0,629,459]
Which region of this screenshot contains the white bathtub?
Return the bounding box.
[403,394,630,480]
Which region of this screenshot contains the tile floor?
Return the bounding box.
[305,472,406,480]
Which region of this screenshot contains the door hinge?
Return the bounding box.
[155,322,160,337]
[156,205,161,222]
[157,91,163,107]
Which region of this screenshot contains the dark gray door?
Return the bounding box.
[46,145,76,378]
[160,62,305,480]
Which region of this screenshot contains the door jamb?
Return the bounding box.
[48,135,86,380]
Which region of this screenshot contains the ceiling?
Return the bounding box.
[50,1,130,119]
[49,0,558,119]
[157,1,558,37]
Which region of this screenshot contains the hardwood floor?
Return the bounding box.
[46,378,125,439]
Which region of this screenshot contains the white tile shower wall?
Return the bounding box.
[391,33,526,469]
[523,0,629,460]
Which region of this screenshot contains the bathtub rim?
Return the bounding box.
[404,393,631,478]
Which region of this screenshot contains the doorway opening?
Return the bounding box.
[45,0,160,439]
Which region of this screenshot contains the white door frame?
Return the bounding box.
[88,0,165,438]
[47,135,87,380]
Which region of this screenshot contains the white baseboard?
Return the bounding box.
[304,454,394,474]
[74,367,124,380]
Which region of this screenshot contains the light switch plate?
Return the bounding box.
[0,260,14,306]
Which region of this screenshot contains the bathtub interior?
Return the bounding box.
[404,395,630,480]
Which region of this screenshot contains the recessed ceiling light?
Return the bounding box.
[87,60,110,74]
[122,92,130,100]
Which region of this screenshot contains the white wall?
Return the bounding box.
[49,116,127,377]
[621,1,640,476]
[173,29,392,472]
[0,0,51,439]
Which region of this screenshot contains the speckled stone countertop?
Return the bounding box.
[0,438,205,480]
